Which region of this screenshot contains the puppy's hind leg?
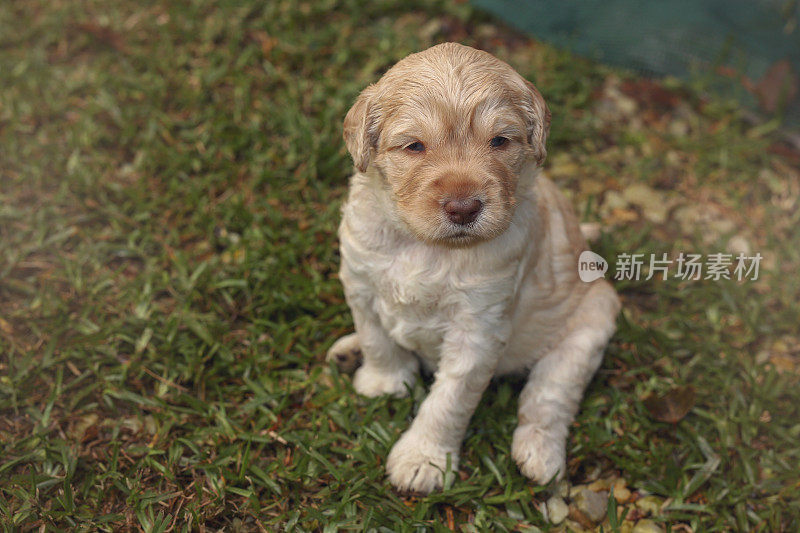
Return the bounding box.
[339,301,419,398]
[326,333,363,374]
[512,282,620,483]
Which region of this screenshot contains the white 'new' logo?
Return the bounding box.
[578,250,608,282]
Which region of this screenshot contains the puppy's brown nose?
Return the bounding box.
[444,198,482,225]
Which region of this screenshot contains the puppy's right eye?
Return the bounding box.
[404,141,425,153]
[490,136,509,148]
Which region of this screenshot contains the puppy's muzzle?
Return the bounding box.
[444,197,482,225]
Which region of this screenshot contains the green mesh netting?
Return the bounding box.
[473,0,800,127]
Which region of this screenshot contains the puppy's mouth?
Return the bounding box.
[448,232,471,242]
[439,227,483,246]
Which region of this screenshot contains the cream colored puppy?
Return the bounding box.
[327,43,620,493]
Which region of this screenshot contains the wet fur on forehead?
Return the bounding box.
[380,44,528,102]
[344,43,549,172]
[377,44,532,141]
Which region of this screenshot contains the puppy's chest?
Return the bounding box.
[367,251,515,360]
[371,256,451,356]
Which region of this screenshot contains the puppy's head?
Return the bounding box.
[344,42,550,247]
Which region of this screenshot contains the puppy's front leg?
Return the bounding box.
[387,324,501,493]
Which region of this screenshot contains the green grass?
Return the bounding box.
[1,0,800,530]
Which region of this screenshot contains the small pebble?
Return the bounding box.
[587,477,613,491]
[602,190,628,211]
[727,234,751,256]
[635,495,664,516]
[573,487,608,523]
[668,119,690,137]
[555,479,571,498]
[569,484,585,499]
[545,496,569,524]
[613,478,632,503]
[632,518,664,533]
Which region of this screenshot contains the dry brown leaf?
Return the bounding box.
[74,22,126,52]
[753,60,799,113]
[643,385,696,423]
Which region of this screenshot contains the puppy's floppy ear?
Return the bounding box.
[523,80,551,166]
[343,84,380,173]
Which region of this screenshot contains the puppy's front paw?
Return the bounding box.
[386,430,457,494]
[512,423,567,484]
[352,363,416,398]
[326,333,362,374]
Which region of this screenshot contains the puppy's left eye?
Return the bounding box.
[404,141,426,153]
[490,136,509,148]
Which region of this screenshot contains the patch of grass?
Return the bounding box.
[1,0,799,530]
